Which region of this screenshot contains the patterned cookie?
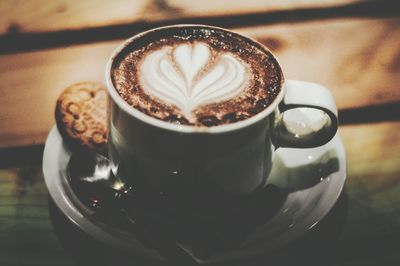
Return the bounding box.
[55,82,108,154]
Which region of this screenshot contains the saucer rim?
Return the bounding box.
[43,125,346,263]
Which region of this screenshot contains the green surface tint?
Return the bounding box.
[1,123,400,265]
[0,167,76,266]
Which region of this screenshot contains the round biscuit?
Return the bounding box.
[55,82,108,154]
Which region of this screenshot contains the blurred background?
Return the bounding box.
[0,0,399,265]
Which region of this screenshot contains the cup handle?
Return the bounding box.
[272,80,338,148]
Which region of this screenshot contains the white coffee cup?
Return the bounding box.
[105,25,338,196]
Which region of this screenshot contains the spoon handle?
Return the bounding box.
[120,208,199,266]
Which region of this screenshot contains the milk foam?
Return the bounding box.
[139,42,248,120]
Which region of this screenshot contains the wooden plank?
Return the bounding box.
[2,0,397,55]
[0,167,76,266]
[340,122,400,195]
[338,121,400,244]
[0,0,360,35]
[0,17,399,148]
[238,18,400,110]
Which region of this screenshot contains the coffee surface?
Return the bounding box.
[111,26,283,127]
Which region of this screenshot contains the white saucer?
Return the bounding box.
[43,126,346,264]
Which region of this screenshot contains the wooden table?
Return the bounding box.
[0,1,399,265]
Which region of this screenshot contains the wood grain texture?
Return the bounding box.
[0,18,399,148]
[0,0,359,35]
[338,121,400,245]
[0,166,76,266]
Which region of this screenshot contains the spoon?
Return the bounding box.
[67,151,199,265]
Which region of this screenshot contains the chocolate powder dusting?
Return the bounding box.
[111,26,283,127]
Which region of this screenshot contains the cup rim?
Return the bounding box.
[105,24,285,134]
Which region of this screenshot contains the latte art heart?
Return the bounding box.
[112,27,283,127]
[139,42,248,119]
